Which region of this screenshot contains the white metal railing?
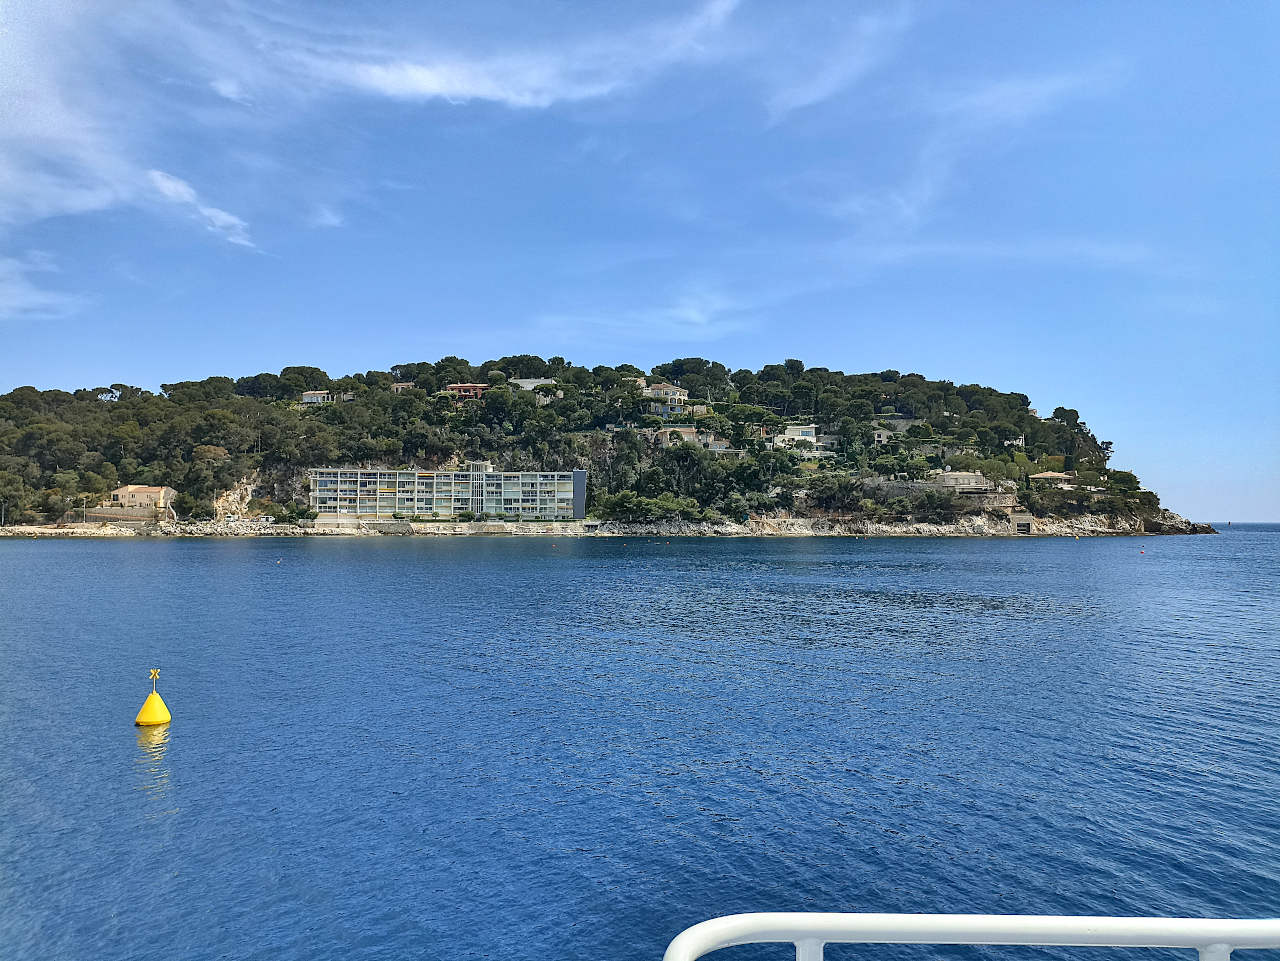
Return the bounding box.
[663,914,1280,961]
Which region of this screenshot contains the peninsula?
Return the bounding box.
[0,355,1212,536]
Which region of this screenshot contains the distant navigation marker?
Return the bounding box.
[134,669,172,726]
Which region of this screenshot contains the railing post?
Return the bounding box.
[1199,945,1232,961]
[796,938,824,961]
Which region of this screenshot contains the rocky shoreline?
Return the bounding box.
[598,509,1215,538]
[0,508,1214,538]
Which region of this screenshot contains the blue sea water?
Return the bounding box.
[1,528,1278,961]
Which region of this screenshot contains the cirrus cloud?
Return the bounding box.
[147,170,254,247]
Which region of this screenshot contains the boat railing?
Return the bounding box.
[663,913,1280,961]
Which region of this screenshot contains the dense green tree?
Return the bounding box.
[0,355,1161,524]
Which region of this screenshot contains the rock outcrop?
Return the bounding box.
[1139,509,1217,535]
[593,511,1211,538]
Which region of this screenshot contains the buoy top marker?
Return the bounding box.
[135,668,172,726]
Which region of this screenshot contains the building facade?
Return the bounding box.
[301,390,355,404]
[642,382,690,418]
[73,485,179,523]
[309,461,587,520]
[772,424,818,448]
[770,424,836,457]
[509,378,562,406]
[107,485,177,510]
[444,383,489,400]
[643,425,743,456]
[926,470,998,494]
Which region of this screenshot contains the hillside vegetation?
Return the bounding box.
[0,355,1163,525]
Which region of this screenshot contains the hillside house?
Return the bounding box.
[926,470,997,494]
[771,424,836,458]
[301,390,354,405]
[642,383,690,418]
[444,383,489,401]
[644,425,743,457]
[649,425,700,447]
[772,424,817,448]
[509,378,562,406]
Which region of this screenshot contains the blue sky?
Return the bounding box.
[1,1,1276,519]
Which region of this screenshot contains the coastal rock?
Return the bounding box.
[147,519,343,537]
[594,510,1214,538]
[1140,509,1217,535]
[0,523,141,537]
[2,510,1215,538]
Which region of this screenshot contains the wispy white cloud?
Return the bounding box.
[0,252,82,321]
[0,0,743,253]
[309,204,344,228]
[147,170,254,247]
[808,64,1119,235]
[299,0,740,107]
[846,237,1153,268]
[765,5,914,119]
[535,287,750,344]
[940,67,1121,127]
[210,77,251,104]
[0,2,136,226]
[0,1,257,255]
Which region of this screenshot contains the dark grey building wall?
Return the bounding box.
[572,470,587,519]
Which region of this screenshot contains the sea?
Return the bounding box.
[1,526,1277,961]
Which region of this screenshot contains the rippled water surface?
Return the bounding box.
[1,529,1278,961]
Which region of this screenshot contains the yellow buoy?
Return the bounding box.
[135,668,171,726]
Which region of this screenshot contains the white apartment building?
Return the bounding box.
[309,461,587,520]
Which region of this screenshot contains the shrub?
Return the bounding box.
[592,490,719,522]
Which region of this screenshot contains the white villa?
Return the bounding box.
[642,383,691,418]
[301,390,355,405]
[770,424,836,457]
[644,425,743,457]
